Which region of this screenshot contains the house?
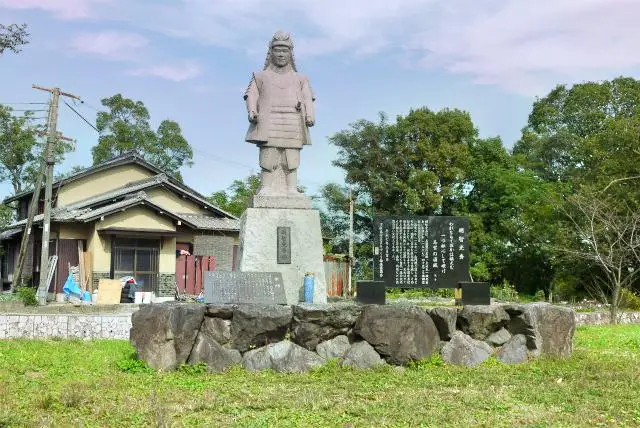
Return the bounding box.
[0,151,240,299]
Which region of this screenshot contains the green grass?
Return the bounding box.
[1,326,639,427]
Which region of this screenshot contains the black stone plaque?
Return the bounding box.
[373,216,470,289]
[460,282,490,305]
[356,281,386,305]
[277,226,291,264]
[204,271,286,304]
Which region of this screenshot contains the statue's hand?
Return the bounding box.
[305,116,315,127]
[248,111,259,124]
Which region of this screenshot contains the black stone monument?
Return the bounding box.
[373,216,470,289]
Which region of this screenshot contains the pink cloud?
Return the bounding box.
[0,0,112,19]
[70,31,149,61]
[127,62,203,82]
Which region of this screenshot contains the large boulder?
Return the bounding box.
[441,331,493,367]
[316,335,351,360]
[187,333,241,372]
[496,334,528,364]
[353,305,440,365]
[200,316,231,345]
[290,303,362,350]
[457,305,510,340]
[485,327,512,347]
[505,303,576,357]
[231,304,292,352]
[205,304,235,320]
[428,307,458,340]
[241,341,326,373]
[130,303,205,371]
[341,341,386,369]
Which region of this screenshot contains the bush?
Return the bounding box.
[16,286,37,306]
[117,355,153,374]
[490,281,519,302]
[619,288,640,311]
[534,289,546,302]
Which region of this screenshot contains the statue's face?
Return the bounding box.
[271,46,291,68]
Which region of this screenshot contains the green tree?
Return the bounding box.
[330,108,475,216]
[0,105,74,194]
[208,173,261,217]
[0,203,11,228]
[514,76,640,188]
[0,23,29,55]
[514,76,640,301]
[0,105,39,193]
[93,94,193,180]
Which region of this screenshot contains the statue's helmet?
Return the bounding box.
[270,31,294,49]
[264,30,297,71]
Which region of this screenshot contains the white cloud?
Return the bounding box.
[6,0,640,94]
[409,0,640,94]
[70,31,148,61]
[0,0,113,19]
[127,62,203,82]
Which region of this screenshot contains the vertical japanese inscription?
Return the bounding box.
[373,216,470,288]
[277,226,291,264]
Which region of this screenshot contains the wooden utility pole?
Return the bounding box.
[348,189,354,297]
[32,85,79,304]
[10,157,46,292]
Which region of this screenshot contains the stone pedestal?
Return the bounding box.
[238,200,327,305]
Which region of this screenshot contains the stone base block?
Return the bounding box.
[238,207,327,305]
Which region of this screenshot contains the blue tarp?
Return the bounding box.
[62,274,82,297]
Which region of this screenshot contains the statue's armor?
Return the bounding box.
[244,69,314,149]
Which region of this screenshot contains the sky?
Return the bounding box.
[1,0,639,201]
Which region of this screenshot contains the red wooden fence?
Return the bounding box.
[176,255,215,296]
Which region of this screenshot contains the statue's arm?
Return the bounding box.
[302,76,315,126]
[244,73,259,123]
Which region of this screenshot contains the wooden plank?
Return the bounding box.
[77,241,85,291]
[84,251,92,292]
[96,279,121,305]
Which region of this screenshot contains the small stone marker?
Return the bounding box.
[276,226,291,264]
[204,271,286,305]
[460,282,490,305]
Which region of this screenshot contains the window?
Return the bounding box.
[112,238,159,292]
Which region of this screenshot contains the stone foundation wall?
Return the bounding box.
[575,311,640,325]
[91,272,111,290]
[130,302,577,373]
[0,314,131,339]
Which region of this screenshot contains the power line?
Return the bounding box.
[192,148,256,169]
[64,100,98,132]
[8,109,48,112]
[0,102,48,105]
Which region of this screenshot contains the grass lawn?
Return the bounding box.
[1,325,639,427]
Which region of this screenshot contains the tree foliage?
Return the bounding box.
[0,23,29,55]
[92,94,193,181]
[208,173,261,217]
[0,105,74,194]
[326,77,640,303]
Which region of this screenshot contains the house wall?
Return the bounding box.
[57,164,155,206]
[58,223,92,240]
[145,188,209,215]
[96,207,177,232]
[88,225,111,289]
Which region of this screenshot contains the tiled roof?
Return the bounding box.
[4,192,240,232]
[175,213,240,231]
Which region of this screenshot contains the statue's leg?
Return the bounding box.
[258,146,278,195]
[284,148,301,195]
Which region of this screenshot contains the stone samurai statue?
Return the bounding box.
[244,31,315,197]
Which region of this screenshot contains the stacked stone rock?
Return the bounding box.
[130,302,576,372]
